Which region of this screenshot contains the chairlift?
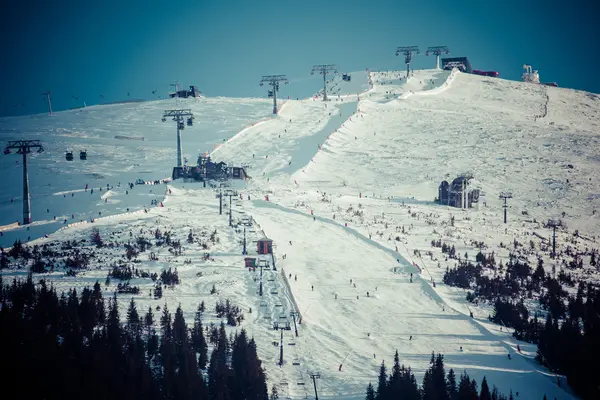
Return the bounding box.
[186,117,193,126]
[65,151,74,161]
[267,90,273,98]
[3,148,10,155]
[79,150,87,160]
[178,121,185,130]
[161,117,166,122]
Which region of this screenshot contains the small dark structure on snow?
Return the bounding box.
[257,238,273,255]
[438,173,481,209]
[172,153,250,181]
[342,73,351,82]
[168,85,201,99]
[441,57,472,73]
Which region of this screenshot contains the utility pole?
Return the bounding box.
[162,109,194,169]
[260,75,288,114]
[290,311,299,337]
[218,190,223,215]
[3,140,44,225]
[311,64,337,101]
[499,192,513,224]
[41,91,53,115]
[547,219,560,258]
[395,46,420,79]
[426,46,449,69]
[223,191,236,227]
[309,373,321,400]
[273,321,291,366]
[259,261,263,296]
[243,227,247,255]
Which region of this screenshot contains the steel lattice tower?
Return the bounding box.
[260,75,288,114]
[311,64,337,101]
[3,140,44,224]
[426,46,450,69]
[395,46,420,78]
[162,109,194,168]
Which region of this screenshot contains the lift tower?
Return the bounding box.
[309,372,321,400]
[395,46,420,78]
[499,192,513,224]
[162,109,194,168]
[260,75,288,114]
[41,91,53,116]
[426,46,450,69]
[3,140,44,225]
[311,64,337,101]
[547,219,561,258]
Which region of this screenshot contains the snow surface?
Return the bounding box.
[2,68,600,399]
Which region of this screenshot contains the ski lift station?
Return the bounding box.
[438,174,483,209]
[172,152,250,181]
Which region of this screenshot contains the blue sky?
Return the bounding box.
[0,0,598,117]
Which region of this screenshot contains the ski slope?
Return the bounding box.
[2,68,600,399]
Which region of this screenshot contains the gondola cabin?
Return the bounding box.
[244,257,257,268]
[257,238,273,255]
[79,150,87,160]
[65,151,74,161]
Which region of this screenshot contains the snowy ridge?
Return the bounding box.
[397,68,460,100]
[2,68,599,399]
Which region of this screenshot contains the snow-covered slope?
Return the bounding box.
[0,96,273,245]
[2,69,599,399]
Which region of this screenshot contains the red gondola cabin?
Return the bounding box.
[244,257,257,268]
[257,238,273,255]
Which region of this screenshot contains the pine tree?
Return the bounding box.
[447,368,458,400]
[457,371,477,400]
[366,382,376,400]
[402,366,422,400]
[388,350,402,396]
[126,297,140,335]
[191,302,208,369]
[434,353,449,400]
[470,379,478,399]
[375,361,388,400]
[423,353,448,400]
[160,303,172,338]
[144,307,154,335]
[480,376,491,400]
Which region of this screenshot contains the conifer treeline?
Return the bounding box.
[444,254,600,399]
[0,274,268,400]
[366,352,527,400]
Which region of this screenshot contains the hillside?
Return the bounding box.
[1,68,599,399]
